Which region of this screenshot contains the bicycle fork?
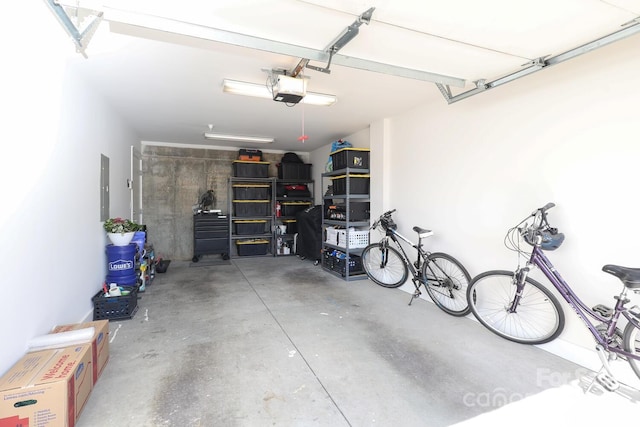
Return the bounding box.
[507,267,530,313]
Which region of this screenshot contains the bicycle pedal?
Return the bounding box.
[595,372,619,392]
[592,304,613,318]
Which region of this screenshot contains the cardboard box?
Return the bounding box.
[0,345,93,427]
[51,320,109,385]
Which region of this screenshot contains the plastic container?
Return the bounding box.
[326,202,370,221]
[234,220,267,235]
[156,259,171,273]
[331,148,370,170]
[105,244,137,286]
[232,161,269,178]
[337,229,369,248]
[92,287,138,321]
[330,174,370,195]
[281,201,312,217]
[322,251,363,277]
[232,184,270,200]
[325,226,339,245]
[238,148,263,161]
[236,239,270,256]
[282,219,297,234]
[233,200,271,217]
[277,163,312,180]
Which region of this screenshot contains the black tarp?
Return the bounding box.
[295,205,323,262]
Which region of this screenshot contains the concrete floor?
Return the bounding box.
[77,256,629,426]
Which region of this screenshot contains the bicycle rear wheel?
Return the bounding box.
[422,252,471,316]
[361,243,408,288]
[467,270,564,344]
[623,319,640,380]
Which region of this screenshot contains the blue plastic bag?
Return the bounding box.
[326,139,352,172]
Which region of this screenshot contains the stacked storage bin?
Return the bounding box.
[230,156,272,256]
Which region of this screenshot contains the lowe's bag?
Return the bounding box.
[325,139,352,172]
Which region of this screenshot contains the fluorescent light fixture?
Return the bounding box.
[302,92,337,107]
[222,79,337,106]
[203,132,274,144]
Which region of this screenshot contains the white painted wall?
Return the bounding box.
[346,34,640,379]
[0,3,139,375]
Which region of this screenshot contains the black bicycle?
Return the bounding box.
[361,210,472,316]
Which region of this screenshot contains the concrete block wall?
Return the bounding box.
[141,145,292,261]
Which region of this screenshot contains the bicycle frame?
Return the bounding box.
[381,227,427,280]
[517,245,640,361]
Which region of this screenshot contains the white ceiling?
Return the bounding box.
[61,0,640,152]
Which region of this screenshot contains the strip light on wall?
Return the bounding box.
[203,132,274,144]
[222,79,337,106]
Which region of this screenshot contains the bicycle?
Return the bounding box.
[466,202,640,388]
[360,209,472,316]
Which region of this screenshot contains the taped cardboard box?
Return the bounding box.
[51,320,109,385]
[0,345,93,427]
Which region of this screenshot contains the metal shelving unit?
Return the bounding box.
[321,166,370,281]
[274,178,314,256]
[228,177,274,258]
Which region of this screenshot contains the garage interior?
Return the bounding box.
[2,1,640,425]
[76,257,636,426]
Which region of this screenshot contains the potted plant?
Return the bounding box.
[104,217,140,246]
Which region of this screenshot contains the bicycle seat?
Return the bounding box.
[412,226,434,238]
[602,264,640,289]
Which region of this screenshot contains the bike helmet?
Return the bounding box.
[539,230,565,251]
[380,216,397,230]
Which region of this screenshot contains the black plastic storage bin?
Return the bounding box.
[282,219,297,234]
[281,201,312,217]
[278,163,312,180]
[323,251,363,277]
[234,220,267,235]
[330,174,370,195]
[232,160,269,178]
[331,148,370,170]
[233,200,271,217]
[236,239,270,256]
[326,202,370,221]
[232,184,270,200]
[92,287,138,321]
[276,183,311,198]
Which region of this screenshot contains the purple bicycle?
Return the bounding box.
[467,203,640,387]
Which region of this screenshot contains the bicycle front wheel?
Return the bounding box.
[361,243,408,288]
[422,252,472,316]
[623,319,640,380]
[467,270,564,344]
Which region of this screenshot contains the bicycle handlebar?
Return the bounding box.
[540,202,555,213]
[520,202,563,249]
[531,203,555,229]
[371,209,397,231]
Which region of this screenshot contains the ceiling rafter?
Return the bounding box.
[85,4,468,88]
[44,0,103,58]
[436,18,640,104]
